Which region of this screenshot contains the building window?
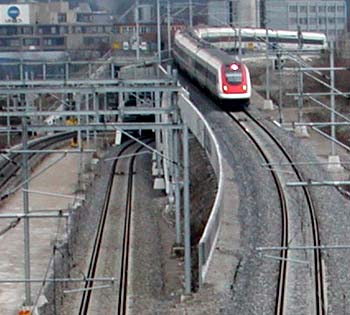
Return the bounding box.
[300,6,307,13]
[21,26,33,35]
[289,18,298,24]
[43,37,64,46]
[140,26,149,33]
[309,6,316,13]
[309,18,317,24]
[38,26,59,35]
[328,5,336,13]
[0,26,18,36]
[289,5,297,13]
[83,36,109,46]
[318,6,326,13]
[299,18,307,25]
[58,13,67,23]
[73,26,82,33]
[319,17,327,25]
[59,26,68,34]
[23,38,40,46]
[77,13,93,23]
[0,38,21,47]
[337,6,345,13]
[328,18,335,24]
[121,26,134,34]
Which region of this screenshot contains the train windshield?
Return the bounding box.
[225,65,242,84]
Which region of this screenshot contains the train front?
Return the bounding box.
[218,62,251,105]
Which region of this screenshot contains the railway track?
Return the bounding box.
[0,132,74,196]
[78,139,152,315]
[228,109,326,315]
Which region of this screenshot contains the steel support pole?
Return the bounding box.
[85,94,90,148]
[278,52,284,123]
[77,94,82,149]
[104,93,108,123]
[298,66,304,123]
[174,127,181,245]
[38,94,43,124]
[43,64,47,81]
[167,0,171,59]
[238,28,242,60]
[155,92,162,173]
[165,92,173,195]
[157,0,161,64]
[278,55,283,124]
[136,0,140,61]
[265,27,270,100]
[77,94,83,190]
[330,41,336,155]
[21,94,32,306]
[189,0,193,28]
[20,60,24,82]
[6,95,10,147]
[182,125,191,294]
[93,93,98,145]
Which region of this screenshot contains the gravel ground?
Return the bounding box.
[178,77,284,313]
[56,135,218,314]
[61,143,122,314]
[250,106,350,314]
[209,109,281,314]
[177,70,350,314]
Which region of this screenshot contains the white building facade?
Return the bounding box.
[265,0,347,40]
[208,0,259,27]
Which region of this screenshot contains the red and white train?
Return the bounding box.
[173,30,251,105]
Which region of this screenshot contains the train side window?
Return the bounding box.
[207,70,216,84]
[195,60,207,76]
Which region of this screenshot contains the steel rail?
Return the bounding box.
[117,140,153,315]
[0,132,74,195]
[117,145,136,314]
[227,111,289,315]
[243,109,326,315]
[78,140,136,314]
[78,138,152,314]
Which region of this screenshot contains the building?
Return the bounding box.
[208,0,259,27]
[263,0,347,40]
[346,0,350,31]
[0,1,187,61]
[208,1,230,25]
[0,2,113,57]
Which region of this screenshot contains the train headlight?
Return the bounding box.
[230,63,239,71]
[242,85,247,91]
[223,85,228,92]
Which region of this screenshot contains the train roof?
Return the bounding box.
[193,27,327,41]
[175,30,240,66]
[205,48,238,65]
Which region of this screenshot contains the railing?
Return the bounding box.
[0,57,158,85]
[177,89,224,287]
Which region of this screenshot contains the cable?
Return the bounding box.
[0,218,21,237]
